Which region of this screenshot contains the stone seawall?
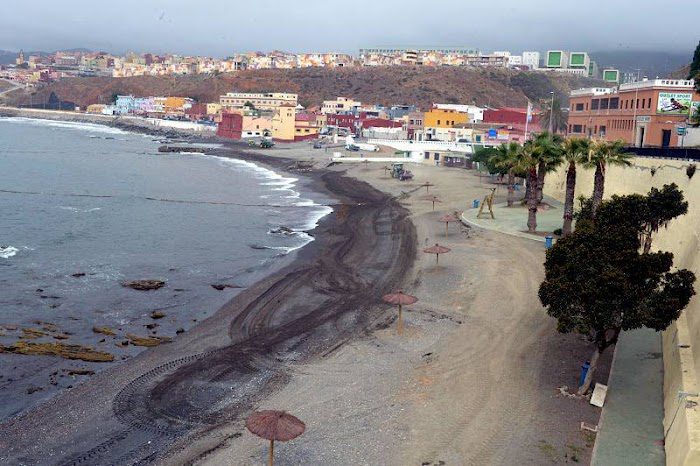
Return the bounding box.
[545,157,700,466]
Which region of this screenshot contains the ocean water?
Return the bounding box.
[0,117,332,418]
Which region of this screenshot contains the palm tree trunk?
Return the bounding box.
[524,176,532,205]
[527,168,538,233]
[506,170,515,207]
[562,161,576,236]
[536,161,546,204]
[591,162,605,215]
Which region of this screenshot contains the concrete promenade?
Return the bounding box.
[458,188,666,466]
[460,195,565,243]
[592,329,666,466]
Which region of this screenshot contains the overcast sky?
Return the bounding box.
[2,0,697,56]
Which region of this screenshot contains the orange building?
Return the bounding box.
[568,79,699,147]
[423,108,469,129]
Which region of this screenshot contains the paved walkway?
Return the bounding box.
[460,195,565,243]
[592,329,666,466]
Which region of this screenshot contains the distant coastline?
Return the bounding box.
[0,106,217,139]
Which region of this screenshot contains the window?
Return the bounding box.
[609,98,619,109]
[636,99,640,109]
[572,124,583,133]
[575,103,584,111]
[648,98,652,108]
[434,153,440,161]
[591,99,600,110]
[437,120,441,125]
[641,99,645,109]
[599,125,606,135]
[424,152,430,159]
[600,98,609,110]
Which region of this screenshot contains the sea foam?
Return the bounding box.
[0,246,19,259]
[0,117,127,136]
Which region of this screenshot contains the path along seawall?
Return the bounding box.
[545,157,700,466]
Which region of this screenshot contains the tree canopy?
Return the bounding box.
[472,146,502,174]
[689,39,700,80]
[539,185,695,393]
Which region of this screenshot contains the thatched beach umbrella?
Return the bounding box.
[438,214,458,237]
[421,195,442,211]
[423,243,451,264]
[246,410,306,466]
[421,182,435,193]
[382,290,418,335]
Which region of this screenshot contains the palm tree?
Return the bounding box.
[518,141,540,233]
[560,138,591,236]
[530,132,564,205]
[583,140,633,215]
[490,142,523,207]
[539,98,568,134]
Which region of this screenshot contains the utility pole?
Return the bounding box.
[630,69,641,146]
[548,91,555,134]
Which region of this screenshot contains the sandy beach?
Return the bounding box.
[0,114,610,465]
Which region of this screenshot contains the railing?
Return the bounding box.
[624,146,700,160]
[620,79,695,91]
[367,138,488,152]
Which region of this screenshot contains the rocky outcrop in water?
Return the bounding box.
[121,280,166,291]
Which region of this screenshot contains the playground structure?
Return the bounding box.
[476,188,496,219]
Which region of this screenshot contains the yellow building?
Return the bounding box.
[271,104,296,141]
[219,92,298,111]
[423,108,469,128]
[163,96,188,114]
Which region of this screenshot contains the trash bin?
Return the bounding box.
[472,199,480,209]
[545,235,554,249]
[579,361,590,387]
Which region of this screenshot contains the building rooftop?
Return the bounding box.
[570,87,616,97]
[619,78,695,91]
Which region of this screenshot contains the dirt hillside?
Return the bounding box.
[8,67,603,110]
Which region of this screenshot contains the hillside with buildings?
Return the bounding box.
[7,66,602,110]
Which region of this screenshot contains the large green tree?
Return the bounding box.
[472,146,502,175]
[539,186,695,395]
[560,138,591,236]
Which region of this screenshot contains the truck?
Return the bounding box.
[345,135,379,152]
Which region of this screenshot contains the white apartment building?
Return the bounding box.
[522,51,540,69]
[508,55,523,66]
[219,92,298,110]
[321,97,362,114]
[433,103,484,122]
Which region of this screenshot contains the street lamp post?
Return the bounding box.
[548,91,555,134]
